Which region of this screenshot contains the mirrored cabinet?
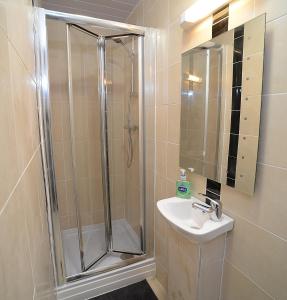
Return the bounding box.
[180,14,266,195]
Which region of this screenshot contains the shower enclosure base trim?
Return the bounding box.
[57,258,155,300]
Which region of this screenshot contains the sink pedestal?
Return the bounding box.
[156,216,226,300]
[167,225,226,300]
[156,197,233,300]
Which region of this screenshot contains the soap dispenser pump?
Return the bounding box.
[176,168,192,199]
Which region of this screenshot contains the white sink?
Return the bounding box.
[157,197,234,243]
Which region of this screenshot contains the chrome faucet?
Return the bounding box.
[192,193,222,222]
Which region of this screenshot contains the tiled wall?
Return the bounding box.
[127,0,287,299]
[0,0,55,299]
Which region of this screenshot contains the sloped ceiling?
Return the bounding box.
[40,0,140,22]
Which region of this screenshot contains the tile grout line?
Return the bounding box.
[266,11,287,25]
[223,208,287,243]
[0,15,36,84]
[257,161,287,172]
[262,92,287,96]
[0,144,40,217]
[125,0,143,22]
[224,258,276,300]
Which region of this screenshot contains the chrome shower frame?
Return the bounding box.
[34,8,154,286]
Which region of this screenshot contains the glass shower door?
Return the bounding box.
[67,25,108,271]
[105,36,144,256]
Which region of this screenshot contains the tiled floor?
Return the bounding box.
[91,280,158,300]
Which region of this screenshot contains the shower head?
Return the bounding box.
[112,37,125,45]
[111,37,135,60]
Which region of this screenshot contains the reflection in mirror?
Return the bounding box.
[180,14,265,195]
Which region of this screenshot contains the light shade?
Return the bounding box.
[180,0,230,28]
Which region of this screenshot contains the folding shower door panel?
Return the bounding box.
[67,25,108,270]
[105,37,143,256]
[67,25,144,273]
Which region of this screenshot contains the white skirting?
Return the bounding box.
[57,258,156,300]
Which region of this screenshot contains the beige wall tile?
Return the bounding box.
[255,0,287,22]
[156,104,168,141]
[9,43,39,171]
[225,212,287,299]
[165,178,177,198]
[155,175,168,201]
[0,186,34,300]
[229,0,255,30]
[167,104,181,143]
[222,163,287,240]
[221,261,273,300]
[168,63,181,104]
[144,0,169,29]
[258,94,287,168]
[263,15,287,94]
[0,0,35,78]
[168,0,197,24]
[21,150,55,298]
[156,140,168,176]
[127,1,144,26]
[168,20,182,66]
[157,69,169,104]
[166,142,179,181]
[182,16,212,52]
[156,28,169,72]
[0,29,19,208]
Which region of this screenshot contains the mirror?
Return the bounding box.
[180,14,266,195]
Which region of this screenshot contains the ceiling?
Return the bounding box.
[40,0,140,22]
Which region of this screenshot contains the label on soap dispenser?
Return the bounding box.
[176,181,191,199]
[178,186,188,193]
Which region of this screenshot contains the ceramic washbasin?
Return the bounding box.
[157,197,234,243]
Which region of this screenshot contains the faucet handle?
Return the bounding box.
[198,193,222,221]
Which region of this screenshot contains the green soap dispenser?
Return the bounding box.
[176,168,193,199]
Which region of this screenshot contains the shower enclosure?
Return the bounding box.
[35,9,155,288]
